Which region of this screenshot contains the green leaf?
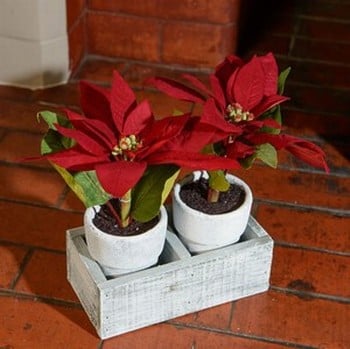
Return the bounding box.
[52,164,110,207]
[131,165,180,222]
[255,143,278,168]
[37,110,71,130]
[278,67,291,94]
[208,170,230,192]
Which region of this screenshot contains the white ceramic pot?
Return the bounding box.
[84,205,167,278]
[172,172,253,254]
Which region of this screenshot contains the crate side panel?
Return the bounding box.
[66,232,102,333]
[99,236,273,338]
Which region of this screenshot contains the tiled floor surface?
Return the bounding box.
[1,2,349,348]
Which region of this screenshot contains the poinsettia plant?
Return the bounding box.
[30,71,238,228]
[148,52,329,202]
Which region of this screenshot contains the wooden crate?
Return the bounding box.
[66,216,273,339]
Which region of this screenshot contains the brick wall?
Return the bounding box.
[66,0,241,73]
[66,0,86,73]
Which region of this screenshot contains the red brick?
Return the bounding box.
[0,201,82,250]
[59,189,85,212]
[89,0,240,24]
[244,34,291,57]
[231,290,350,348]
[103,322,287,349]
[15,250,79,302]
[162,22,237,67]
[87,12,160,62]
[75,57,126,83]
[285,82,350,115]
[256,205,350,253]
[298,18,350,43]
[278,58,350,89]
[66,0,86,29]
[283,109,350,138]
[0,244,28,288]
[0,165,65,206]
[68,15,86,73]
[0,297,99,348]
[271,246,350,298]
[299,1,350,21]
[292,38,350,65]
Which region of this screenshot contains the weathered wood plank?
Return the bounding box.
[66,218,273,339]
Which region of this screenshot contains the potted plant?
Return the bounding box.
[148,52,329,253]
[26,70,238,276]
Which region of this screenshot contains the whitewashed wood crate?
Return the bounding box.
[66,216,273,339]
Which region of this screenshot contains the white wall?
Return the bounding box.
[0,0,70,89]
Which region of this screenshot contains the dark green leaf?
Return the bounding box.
[278,67,291,94]
[131,165,180,222]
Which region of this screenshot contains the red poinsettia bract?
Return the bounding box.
[147,53,328,172]
[42,71,239,198]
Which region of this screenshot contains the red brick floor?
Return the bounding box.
[1,1,349,348]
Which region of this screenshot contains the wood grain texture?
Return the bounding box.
[66,217,273,339]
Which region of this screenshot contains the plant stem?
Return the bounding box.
[207,187,220,203]
[106,200,123,228]
[120,190,132,228]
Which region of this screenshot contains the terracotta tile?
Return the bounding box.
[0,297,100,348]
[74,58,126,83]
[123,64,210,89]
[33,82,80,107]
[234,166,349,211]
[0,131,48,168]
[271,246,350,298]
[0,85,34,102]
[0,244,28,288]
[59,190,85,212]
[0,201,83,250]
[103,322,286,349]
[89,0,240,24]
[162,22,237,67]
[0,165,65,206]
[134,90,192,118]
[256,204,350,253]
[15,250,78,302]
[231,290,350,348]
[173,302,232,330]
[87,12,160,62]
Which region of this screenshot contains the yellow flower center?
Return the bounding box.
[111,135,142,160]
[226,103,254,123]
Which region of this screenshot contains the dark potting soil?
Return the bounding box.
[180,177,245,215]
[92,199,159,237]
